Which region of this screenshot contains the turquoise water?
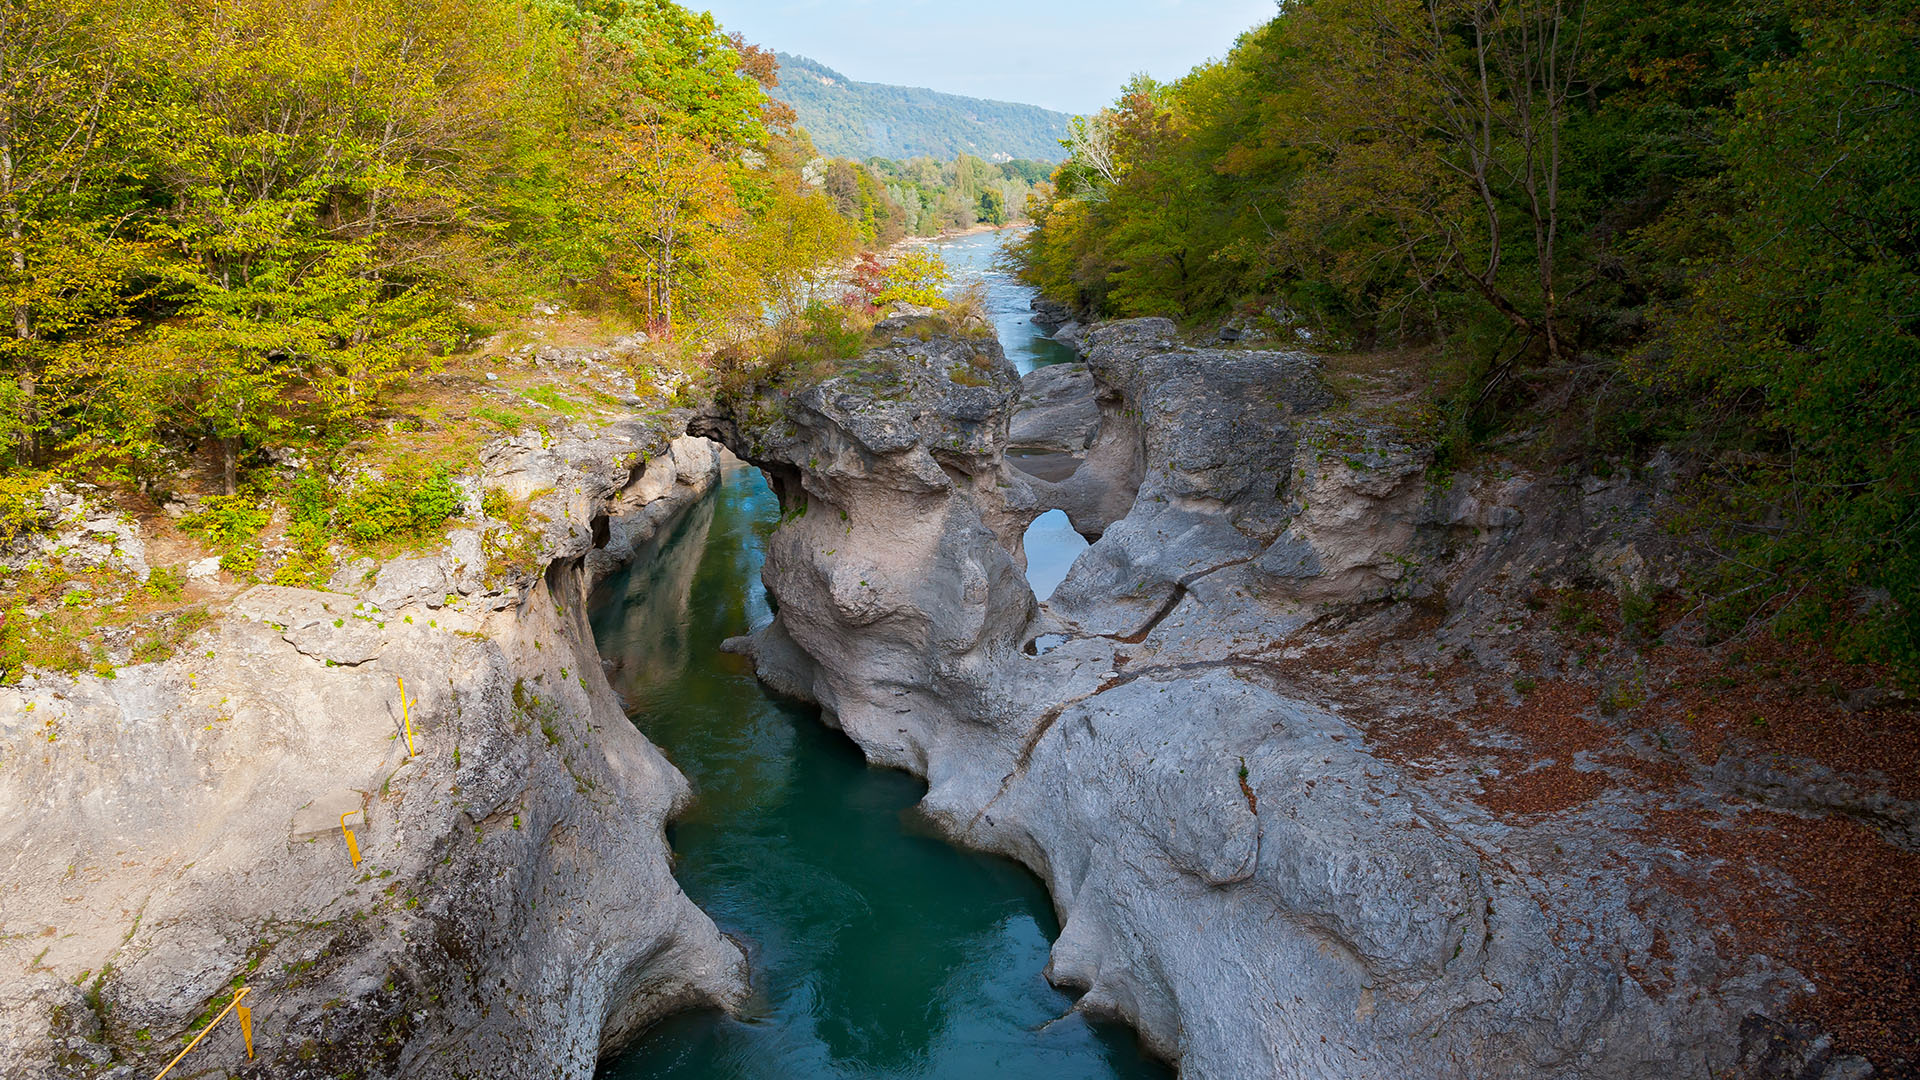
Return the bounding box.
[589,462,1166,1080]
[929,230,1079,374]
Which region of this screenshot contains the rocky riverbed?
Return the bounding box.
[697,314,1909,1079]
[0,419,746,1079]
[5,311,1909,1080]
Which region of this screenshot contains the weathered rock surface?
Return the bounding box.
[1009,363,1101,456]
[1,484,149,582]
[704,316,1873,1080]
[1008,330,1157,541]
[1029,296,1075,332]
[690,319,1039,769]
[0,425,742,1079]
[1007,362,1109,519]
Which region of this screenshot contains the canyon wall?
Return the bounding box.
[703,316,1876,1080]
[0,423,744,1080]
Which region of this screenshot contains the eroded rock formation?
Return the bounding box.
[0,427,745,1079]
[703,316,1878,1080]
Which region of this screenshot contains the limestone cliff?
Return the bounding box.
[0,423,746,1079]
[702,317,1889,1080]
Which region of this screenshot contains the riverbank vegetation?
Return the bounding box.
[0,0,835,486]
[816,154,1049,244]
[1015,0,1919,678]
[0,0,998,683]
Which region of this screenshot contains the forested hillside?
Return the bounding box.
[0,0,890,677]
[1015,0,1920,679]
[0,0,1067,682]
[0,0,864,497]
[771,53,1070,162]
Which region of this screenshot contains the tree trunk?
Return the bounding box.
[222,438,237,496]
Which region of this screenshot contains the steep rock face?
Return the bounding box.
[1008,357,1139,540]
[1009,363,1101,457]
[705,318,1854,1080]
[0,427,743,1080]
[690,319,1039,773]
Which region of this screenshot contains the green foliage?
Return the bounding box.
[874,251,951,310]
[977,188,1008,227]
[833,154,1046,240]
[472,405,527,431]
[1630,2,1920,672]
[0,473,47,545]
[129,606,211,666]
[0,599,95,684]
[712,301,874,401]
[0,0,807,485]
[335,465,465,546]
[746,175,858,320]
[792,302,871,362]
[1013,0,1920,678]
[479,487,546,580]
[522,387,583,418]
[180,496,269,550]
[143,566,185,600]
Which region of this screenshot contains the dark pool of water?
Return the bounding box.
[929,230,1079,375]
[590,462,1166,1080]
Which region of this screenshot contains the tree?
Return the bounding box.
[978,187,1007,226]
[1061,111,1119,198]
[1280,0,1589,363]
[581,118,742,341]
[0,0,135,465]
[1634,2,1920,666]
[872,251,949,309]
[748,175,855,321]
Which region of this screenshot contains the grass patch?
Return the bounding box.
[522,386,584,418]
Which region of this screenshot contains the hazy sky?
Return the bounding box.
[696,1,1278,115]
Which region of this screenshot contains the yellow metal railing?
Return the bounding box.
[341,809,362,866]
[397,676,416,759]
[152,986,253,1079]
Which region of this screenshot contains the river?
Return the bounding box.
[590,234,1155,1079]
[927,229,1079,375]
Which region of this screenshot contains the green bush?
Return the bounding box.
[0,473,47,545]
[180,495,269,549]
[0,607,88,684]
[143,566,186,599]
[335,464,464,545]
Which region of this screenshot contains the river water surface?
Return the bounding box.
[592,234,1153,1079]
[930,229,1079,375]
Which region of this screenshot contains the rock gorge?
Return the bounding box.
[1,416,746,1079]
[695,315,1884,1080]
[2,314,1900,1080]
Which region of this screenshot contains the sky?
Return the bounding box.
[695,0,1279,116]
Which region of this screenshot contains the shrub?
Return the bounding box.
[873,250,950,309]
[143,566,186,600]
[716,301,875,401]
[0,608,88,684]
[479,487,546,580]
[335,463,464,545]
[1620,585,1660,650]
[0,473,48,546]
[181,495,269,549]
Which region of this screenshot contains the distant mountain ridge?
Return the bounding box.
[771,53,1069,163]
